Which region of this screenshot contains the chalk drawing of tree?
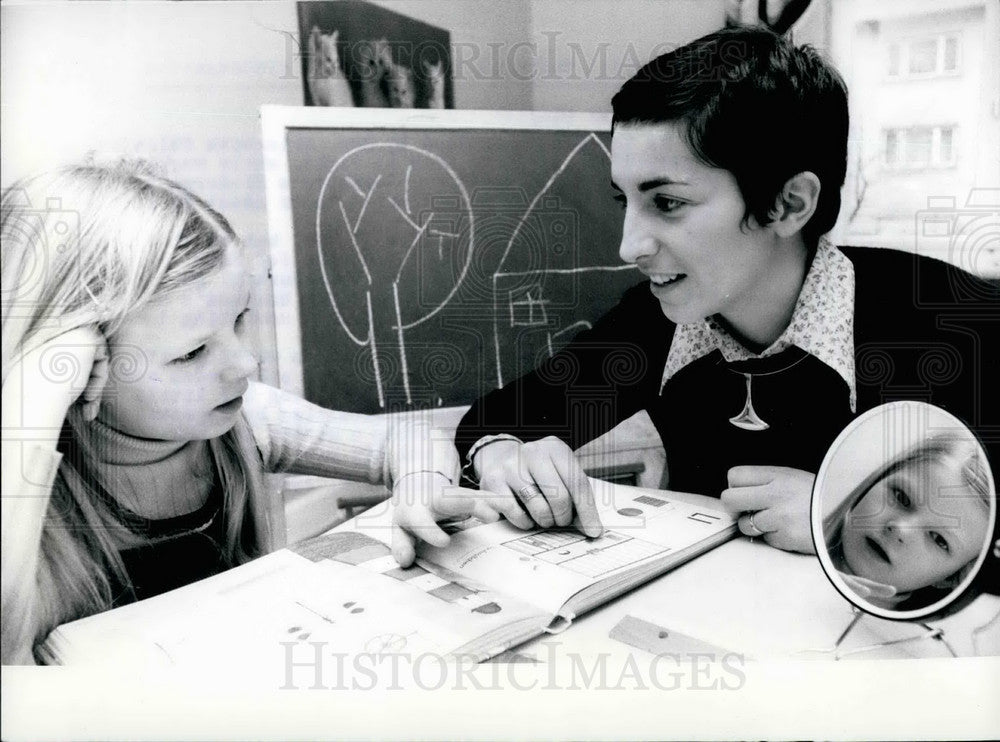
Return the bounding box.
[316,143,474,408]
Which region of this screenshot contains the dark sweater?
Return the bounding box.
[455,246,999,497]
[109,491,230,606]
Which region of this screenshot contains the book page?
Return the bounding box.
[43,535,550,673]
[418,481,736,616]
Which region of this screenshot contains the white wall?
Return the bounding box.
[1,1,535,255]
[2,2,292,258]
[529,0,724,111]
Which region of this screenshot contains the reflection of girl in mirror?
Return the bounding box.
[823,436,992,610]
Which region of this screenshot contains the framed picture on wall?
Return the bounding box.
[297,0,454,109]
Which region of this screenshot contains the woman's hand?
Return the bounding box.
[473,436,603,538]
[391,472,499,567]
[721,465,816,554]
[4,325,109,430]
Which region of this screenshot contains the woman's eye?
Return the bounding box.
[892,488,911,508]
[653,195,683,213]
[930,531,950,553]
[172,345,206,364]
[612,193,627,210]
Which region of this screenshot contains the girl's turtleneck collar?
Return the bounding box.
[68,408,192,465]
[65,407,215,521]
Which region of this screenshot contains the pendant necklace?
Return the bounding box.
[726,348,809,432]
[729,373,769,431]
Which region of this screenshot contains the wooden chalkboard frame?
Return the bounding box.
[260,105,617,414]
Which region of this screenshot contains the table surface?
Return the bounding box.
[338,483,1000,662]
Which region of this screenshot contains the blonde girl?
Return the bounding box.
[1,160,487,664]
[821,435,992,610]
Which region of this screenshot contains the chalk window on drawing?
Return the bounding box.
[509,286,549,327]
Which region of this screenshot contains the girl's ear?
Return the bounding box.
[768,171,821,238]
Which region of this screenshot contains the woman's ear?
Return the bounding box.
[768,171,821,238]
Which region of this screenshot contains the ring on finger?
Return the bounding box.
[745,511,765,537]
[517,484,544,503]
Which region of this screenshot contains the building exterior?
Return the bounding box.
[830,0,999,276]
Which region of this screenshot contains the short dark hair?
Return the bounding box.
[612,26,849,247]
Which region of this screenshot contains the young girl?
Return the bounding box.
[822,436,992,611]
[1,160,485,664]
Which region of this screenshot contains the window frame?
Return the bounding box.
[881,125,958,170]
[885,32,962,80]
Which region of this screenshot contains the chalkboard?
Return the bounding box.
[262,107,640,414]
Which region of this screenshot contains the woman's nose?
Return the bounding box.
[618,214,660,265]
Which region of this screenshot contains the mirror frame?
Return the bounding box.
[811,401,997,622]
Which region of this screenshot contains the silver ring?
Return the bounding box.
[746,511,764,537]
[517,484,544,502]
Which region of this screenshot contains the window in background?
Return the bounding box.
[882,125,958,169]
[831,0,998,277]
[886,33,961,79]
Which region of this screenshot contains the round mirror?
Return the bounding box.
[812,401,997,621]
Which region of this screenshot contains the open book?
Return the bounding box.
[38,481,736,671]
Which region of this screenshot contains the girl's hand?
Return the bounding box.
[390,472,499,567]
[721,465,816,554]
[473,436,603,538]
[838,572,897,602]
[0,326,106,665]
[7,326,109,428]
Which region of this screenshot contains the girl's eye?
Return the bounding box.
[652,195,684,214]
[172,345,206,364]
[892,487,911,508]
[612,193,627,210]
[930,531,950,553]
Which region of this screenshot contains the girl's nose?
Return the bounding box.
[222,339,259,382]
[884,512,922,542]
[882,519,903,542]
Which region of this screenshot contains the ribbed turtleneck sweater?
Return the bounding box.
[64,409,230,604]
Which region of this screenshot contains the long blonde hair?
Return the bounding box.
[1,160,272,658]
[822,434,992,605]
